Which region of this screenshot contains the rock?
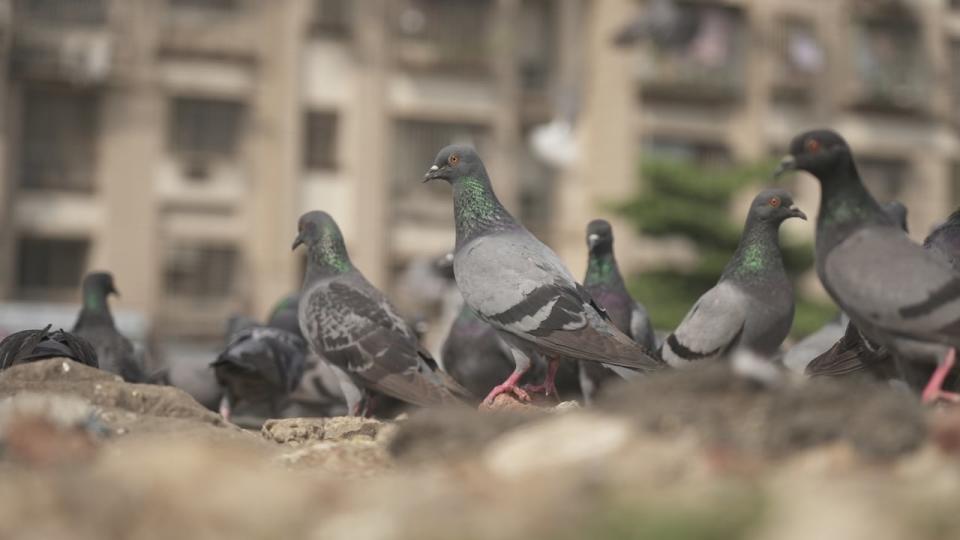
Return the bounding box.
[262,416,391,446]
[276,440,393,476]
[0,392,105,466]
[483,412,632,478]
[478,393,543,413]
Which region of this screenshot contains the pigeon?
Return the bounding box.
[579,219,656,403]
[0,325,98,370]
[794,201,909,379]
[660,189,806,367]
[212,317,307,425]
[775,129,960,403]
[924,208,960,274]
[293,211,470,413]
[424,145,666,405]
[72,272,147,382]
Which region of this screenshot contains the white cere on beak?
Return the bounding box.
[430,165,439,171]
[588,234,599,244]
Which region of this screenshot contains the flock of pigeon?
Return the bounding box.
[1,128,959,424]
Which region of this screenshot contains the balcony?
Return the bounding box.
[160,0,262,60]
[636,3,746,102]
[848,16,931,113]
[770,17,825,104]
[392,0,493,76]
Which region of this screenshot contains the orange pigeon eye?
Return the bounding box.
[769,197,781,208]
[805,139,821,153]
[448,154,460,166]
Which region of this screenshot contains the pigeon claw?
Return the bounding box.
[482,383,531,406]
[922,348,958,405]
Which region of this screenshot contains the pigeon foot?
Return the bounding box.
[522,358,560,398]
[483,370,531,405]
[922,348,959,405]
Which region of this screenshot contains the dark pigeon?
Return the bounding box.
[267,292,302,335]
[424,145,666,405]
[776,129,960,403]
[72,272,147,382]
[783,312,849,374]
[925,208,960,274]
[293,211,470,414]
[579,219,656,403]
[0,325,98,370]
[212,317,307,426]
[661,189,805,367]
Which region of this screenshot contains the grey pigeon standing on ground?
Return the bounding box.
[0,325,98,370]
[72,272,146,382]
[294,211,470,414]
[424,145,666,405]
[775,129,960,403]
[212,317,307,427]
[579,219,656,403]
[925,209,960,274]
[661,189,806,367]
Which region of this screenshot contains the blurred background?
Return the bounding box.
[0,0,956,362]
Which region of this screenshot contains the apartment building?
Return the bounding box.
[0,0,958,344]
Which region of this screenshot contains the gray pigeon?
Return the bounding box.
[796,200,910,380]
[424,145,666,405]
[776,129,960,403]
[293,211,470,413]
[212,317,307,426]
[72,272,146,382]
[661,189,806,367]
[924,208,960,274]
[579,219,656,403]
[440,304,519,402]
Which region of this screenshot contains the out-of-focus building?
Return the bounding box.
[0,0,958,344]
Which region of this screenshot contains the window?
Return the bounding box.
[852,15,929,108]
[393,0,493,73]
[17,0,107,25]
[858,157,907,203]
[20,86,99,192]
[169,97,245,158]
[391,120,490,193]
[16,237,90,299]
[640,3,746,98]
[303,111,338,171]
[771,17,824,102]
[312,0,352,36]
[164,243,239,299]
[518,0,556,92]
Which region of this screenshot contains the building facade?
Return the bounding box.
[0,0,958,343]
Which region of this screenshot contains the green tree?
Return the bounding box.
[617,158,836,338]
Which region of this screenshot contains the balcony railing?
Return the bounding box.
[160,0,261,58]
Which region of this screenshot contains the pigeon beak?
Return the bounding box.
[587,234,600,249]
[291,233,304,251]
[773,156,797,179]
[788,205,807,221]
[423,164,443,183]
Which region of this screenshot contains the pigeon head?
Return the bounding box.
[423,145,486,184]
[882,201,909,233]
[586,219,614,254]
[292,211,352,274]
[775,129,853,181]
[82,272,119,297]
[749,189,806,224]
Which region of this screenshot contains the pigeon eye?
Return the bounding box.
[805,139,821,153]
[769,197,781,208]
[448,154,460,166]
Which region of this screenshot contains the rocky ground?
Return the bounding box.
[1,359,959,540]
